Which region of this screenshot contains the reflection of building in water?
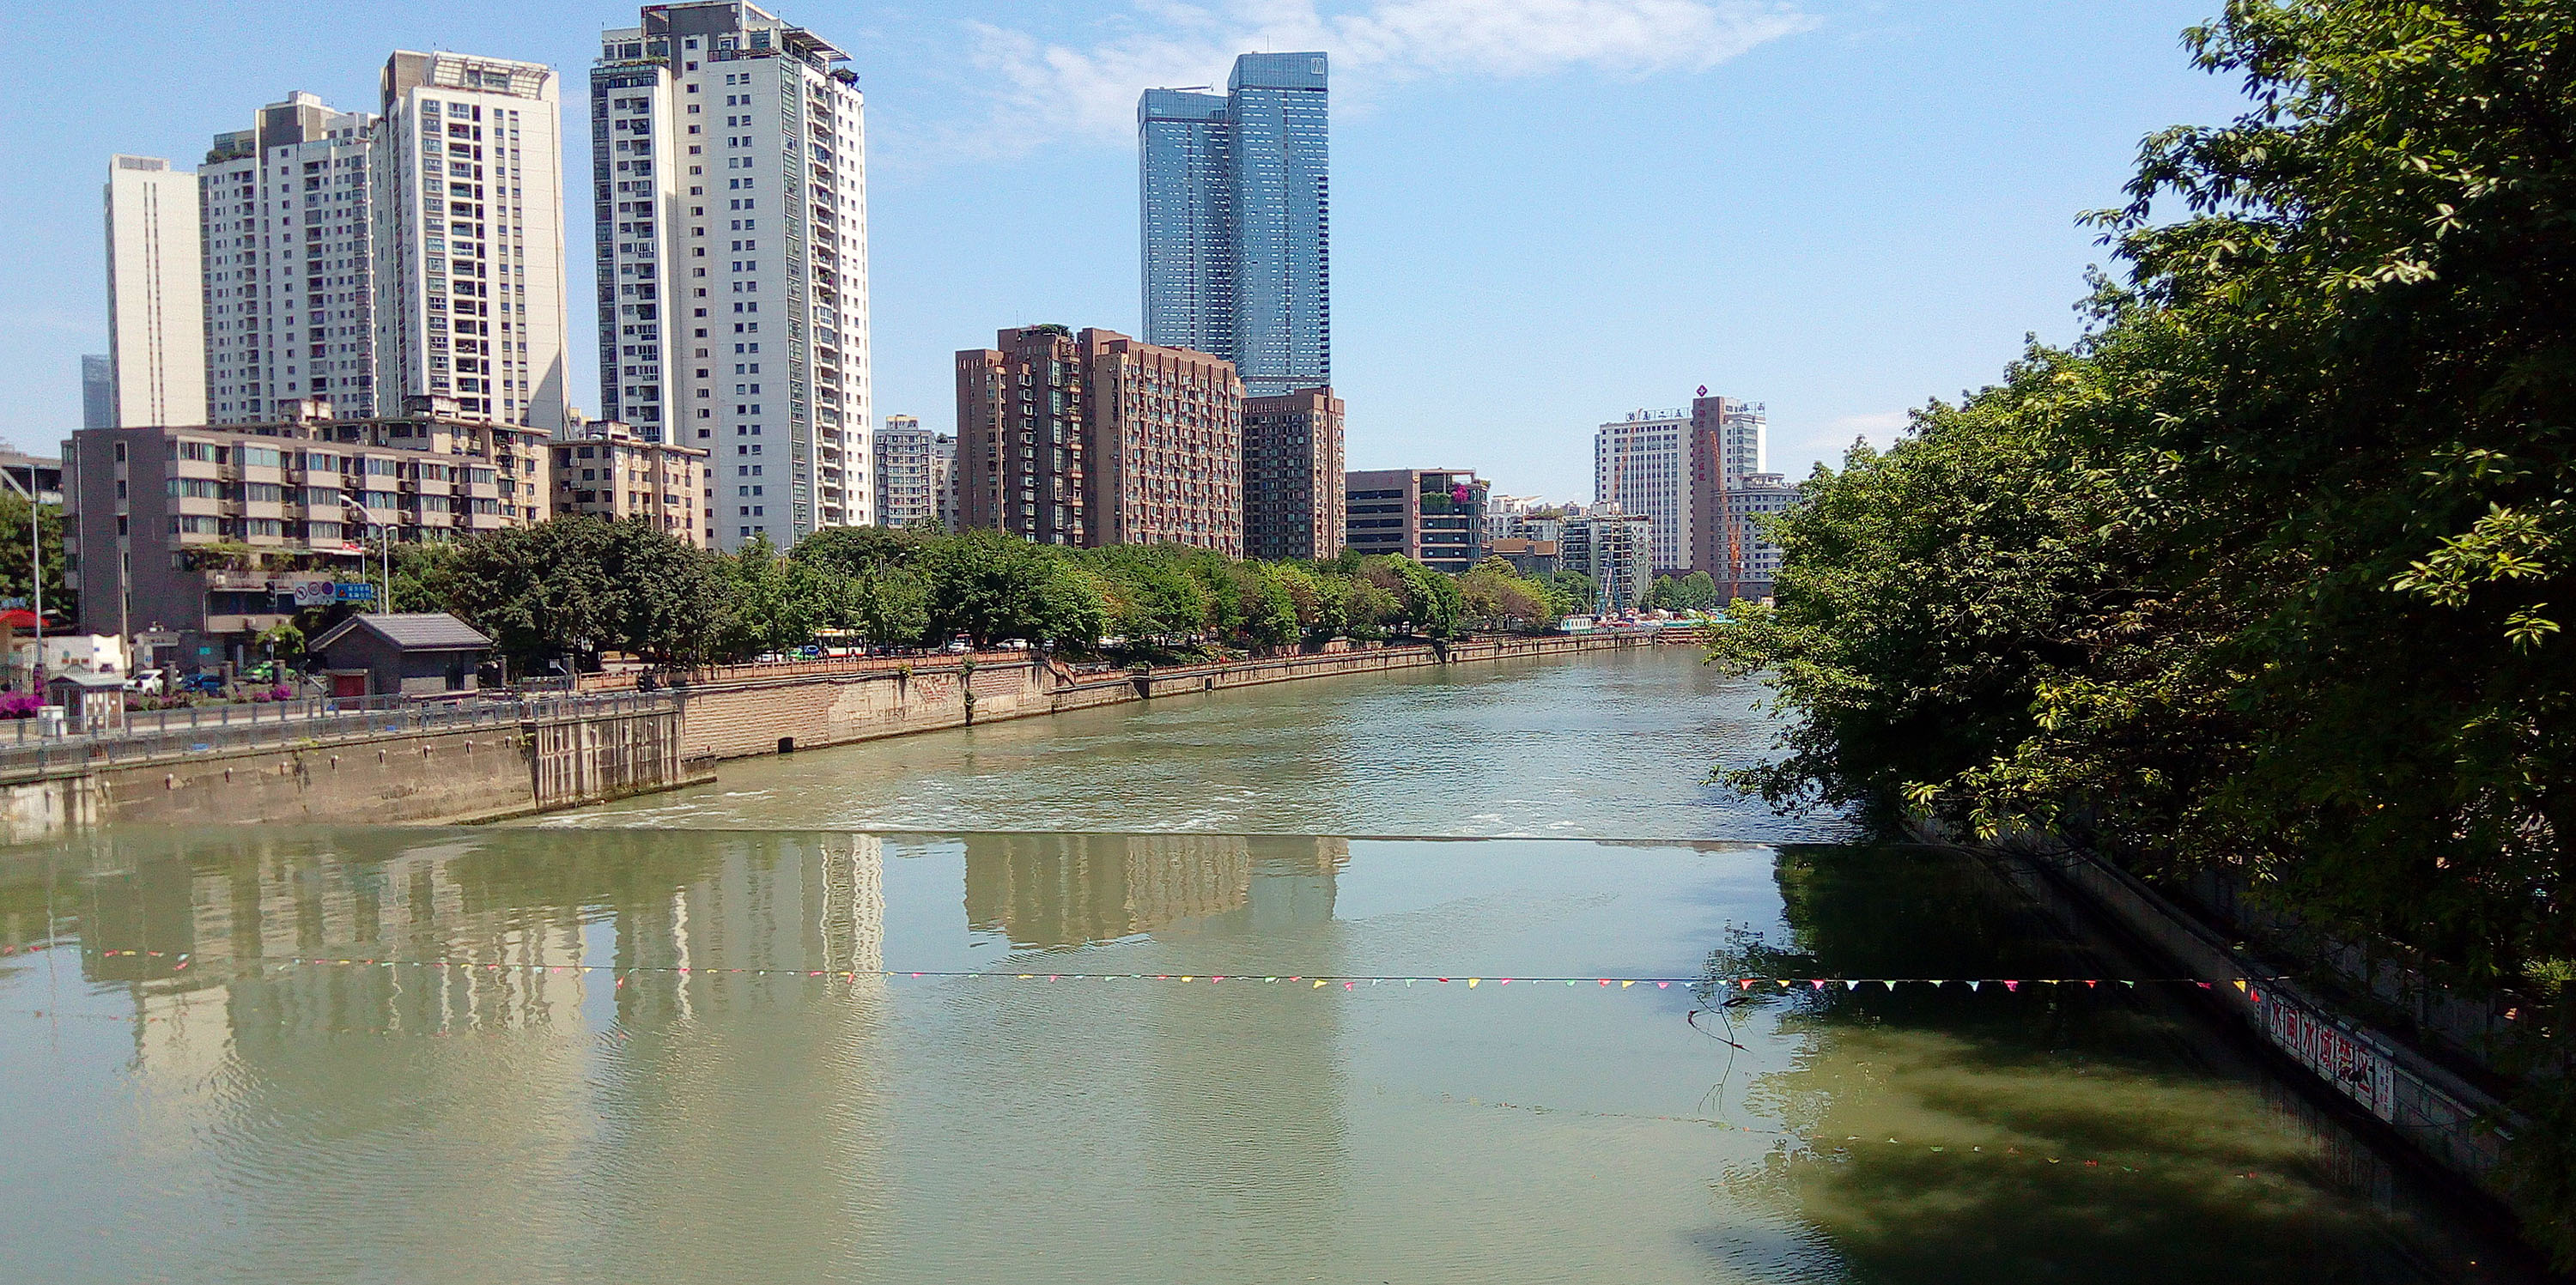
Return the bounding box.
[1246,836,1347,930]
[963,833,1351,948]
[59,830,887,1043]
[53,830,897,1277]
[965,833,1255,948]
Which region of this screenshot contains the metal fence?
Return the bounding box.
[0,690,680,785]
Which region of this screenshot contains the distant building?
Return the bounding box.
[1593,409,1689,572]
[1686,393,1790,599]
[105,156,205,428]
[1487,536,1559,578]
[64,396,552,672]
[957,326,1243,554]
[1139,53,1329,397]
[550,419,709,545]
[1343,468,1486,574]
[932,432,957,532]
[1483,494,1541,547]
[81,356,112,431]
[874,415,938,529]
[1242,386,1344,561]
[1560,513,1654,610]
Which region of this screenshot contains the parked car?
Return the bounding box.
[126,669,167,695]
[179,673,226,695]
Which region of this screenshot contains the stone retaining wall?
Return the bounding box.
[673,633,1648,763]
[0,706,702,842]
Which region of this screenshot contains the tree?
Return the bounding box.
[791,524,920,579]
[920,529,1072,647]
[1700,2,2576,1252]
[443,518,621,667]
[1645,572,1720,612]
[601,519,732,664]
[0,494,71,626]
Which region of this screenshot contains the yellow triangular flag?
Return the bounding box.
[2233,979,2248,992]
[1620,980,1634,989]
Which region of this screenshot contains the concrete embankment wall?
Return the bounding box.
[0,706,702,842]
[0,632,1662,840]
[671,633,1650,764]
[1963,829,2512,1201]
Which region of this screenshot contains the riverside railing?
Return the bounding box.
[0,691,680,785]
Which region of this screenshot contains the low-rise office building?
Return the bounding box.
[550,419,708,544]
[64,395,550,673]
[1343,468,1487,574]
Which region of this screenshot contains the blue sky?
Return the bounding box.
[0,0,2251,501]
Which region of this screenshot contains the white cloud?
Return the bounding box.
[963,0,1817,147]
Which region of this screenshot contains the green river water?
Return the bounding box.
[0,649,2538,1282]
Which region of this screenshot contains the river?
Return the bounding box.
[0,648,2537,1282]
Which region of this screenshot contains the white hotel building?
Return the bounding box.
[592,0,874,549]
[1593,409,1691,573]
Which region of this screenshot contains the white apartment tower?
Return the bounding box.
[593,0,874,550]
[1593,409,1689,572]
[374,52,570,433]
[105,156,206,427]
[198,95,377,423]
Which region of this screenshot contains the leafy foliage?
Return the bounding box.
[1700,1,2576,1252]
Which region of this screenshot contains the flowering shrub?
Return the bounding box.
[0,693,38,720]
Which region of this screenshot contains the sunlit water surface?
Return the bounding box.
[0,649,2533,1282]
[526,647,1843,839]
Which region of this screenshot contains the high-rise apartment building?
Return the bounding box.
[1242,386,1343,561]
[1139,53,1327,397]
[1090,332,1242,554]
[105,156,206,427]
[957,325,1083,546]
[956,326,1244,553]
[592,0,873,551]
[198,95,379,424]
[1594,409,1690,572]
[873,414,936,528]
[375,52,569,434]
[1686,393,1794,599]
[81,355,113,430]
[192,62,566,437]
[931,432,957,532]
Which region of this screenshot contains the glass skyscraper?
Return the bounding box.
[1139,52,1327,397]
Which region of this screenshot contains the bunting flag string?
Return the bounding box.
[9,952,2287,993]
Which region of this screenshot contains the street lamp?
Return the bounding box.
[0,466,44,688]
[339,495,392,612]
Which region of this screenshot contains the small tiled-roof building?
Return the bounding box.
[310,613,493,700]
